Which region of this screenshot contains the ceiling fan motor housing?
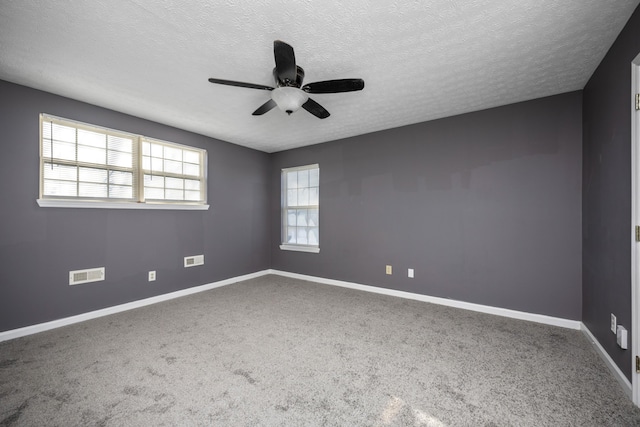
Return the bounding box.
[273,66,305,88]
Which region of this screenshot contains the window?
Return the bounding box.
[38,114,208,210]
[281,164,319,253]
[141,138,205,203]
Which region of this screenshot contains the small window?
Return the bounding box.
[280,164,319,253]
[38,114,208,210]
[142,138,205,202]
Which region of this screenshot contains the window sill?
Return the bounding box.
[37,199,210,210]
[279,244,320,253]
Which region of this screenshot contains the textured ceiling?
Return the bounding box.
[1,1,638,153]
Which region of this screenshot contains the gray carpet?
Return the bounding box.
[1,275,640,426]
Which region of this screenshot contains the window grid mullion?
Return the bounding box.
[142,170,199,180]
[44,159,134,174]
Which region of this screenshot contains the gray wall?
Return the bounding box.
[0,80,270,332]
[271,92,583,320]
[582,6,640,381]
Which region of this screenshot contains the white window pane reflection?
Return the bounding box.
[298,170,309,188]
[309,187,319,205]
[108,136,133,153]
[287,189,298,206]
[109,171,132,186]
[79,182,108,198]
[46,141,76,161]
[44,179,77,197]
[145,187,164,200]
[150,143,163,157]
[166,177,184,189]
[184,179,200,190]
[308,228,319,245]
[164,146,182,161]
[287,210,297,227]
[166,189,184,200]
[52,124,76,143]
[108,150,132,168]
[44,163,77,181]
[287,171,297,189]
[41,140,52,157]
[78,129,105,148]
[151,157,163,172]
[79,167,108,183]
[297,209,308,227]
[308,209,318,227]
[78,146,106,164]
[296,228,308,244]
[183,150,200,164]
[164,159,182,174]
[183,163,200,176]
[297,188,309,206]
[109,185,133,199]
[185,190,201,201]
[144,174,164,188]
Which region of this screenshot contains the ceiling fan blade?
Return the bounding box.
[302,78,365,94]
[302,98,330,119]
[252,99,277,116]
[273,40,297,83]
[208,78,274,91]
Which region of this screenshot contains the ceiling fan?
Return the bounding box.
[208,40,364,119]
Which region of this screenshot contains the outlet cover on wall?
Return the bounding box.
[148,271,156,281]
[408,268,414,278]
[611,313,617,334]
[385,265,392,275]
[617,325,628,349]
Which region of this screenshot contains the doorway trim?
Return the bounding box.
[631,53,640,406]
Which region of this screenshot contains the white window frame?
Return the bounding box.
[280,163,320,253]
[37,114,209,210]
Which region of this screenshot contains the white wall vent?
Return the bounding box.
[69,267,105,286]
[184,254,204,268]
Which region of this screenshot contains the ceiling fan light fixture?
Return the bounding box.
[271,87,309,114]
[208,41,362,119]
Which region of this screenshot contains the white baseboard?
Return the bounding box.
[0,268,586,344]
[0,270,270,343]
[269,269,582,330]
[581,323,633,399]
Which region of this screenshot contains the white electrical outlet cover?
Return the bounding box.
[611,313,617,334]
[617,325,628,349]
